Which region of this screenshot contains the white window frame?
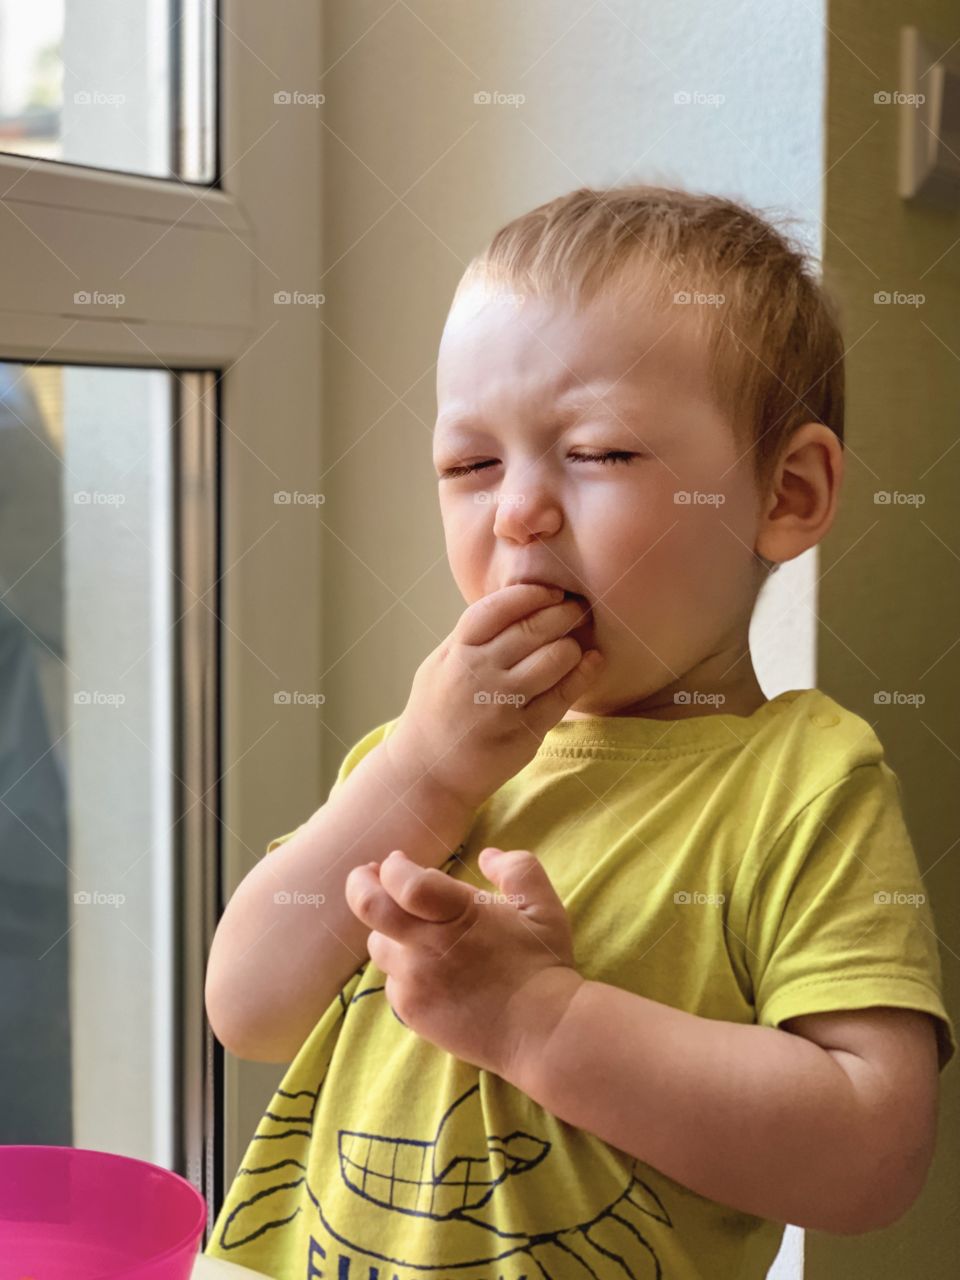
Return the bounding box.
[0,1,323,1224]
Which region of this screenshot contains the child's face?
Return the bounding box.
[433,283,767,716]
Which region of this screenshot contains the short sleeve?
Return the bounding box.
[745,761,957,1073]
[262,717,400,856]
[265,829,301,854]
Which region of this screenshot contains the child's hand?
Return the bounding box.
[386,583,604,811]
[344,846,585,1080]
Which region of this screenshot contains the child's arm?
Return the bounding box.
[505,972,939,1234]
[204,733,476,1063]
[206,583,602,1064]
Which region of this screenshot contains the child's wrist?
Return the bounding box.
[382,727,488,822]
[500,966,587,1095]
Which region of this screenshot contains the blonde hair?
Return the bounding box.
[452,184,845,503]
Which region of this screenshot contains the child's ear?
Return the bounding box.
[754,422,844,569]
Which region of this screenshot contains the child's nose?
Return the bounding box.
[491,480,563,541]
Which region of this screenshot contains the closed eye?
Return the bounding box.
[439,450,639,479]
[572,450,637,466]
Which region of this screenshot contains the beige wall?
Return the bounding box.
[813,2,960,1274]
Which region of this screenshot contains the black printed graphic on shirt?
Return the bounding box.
[214,931,674,1277]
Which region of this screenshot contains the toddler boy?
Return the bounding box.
[204,184,955,1279]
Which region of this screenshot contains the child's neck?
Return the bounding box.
[564,645,768,722]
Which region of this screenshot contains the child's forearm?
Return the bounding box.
[205,729,476,1063]
[504,972,911,1235]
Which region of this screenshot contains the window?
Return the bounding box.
[0,1,323,1238]
[0,0,215,181]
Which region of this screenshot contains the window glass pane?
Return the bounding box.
[0,360,185,1163]
[0,0,216,182]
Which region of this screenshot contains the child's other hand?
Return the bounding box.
[344,846,585,1080]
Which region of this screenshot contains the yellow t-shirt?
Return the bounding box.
[205,688,956,1279]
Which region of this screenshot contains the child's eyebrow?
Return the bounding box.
[435,389,651,438]
[555,384,656,417]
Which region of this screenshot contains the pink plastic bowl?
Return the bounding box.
[0,1146,206,1280]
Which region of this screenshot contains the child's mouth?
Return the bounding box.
[563,590,595,644]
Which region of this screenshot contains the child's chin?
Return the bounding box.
[565,679,606,716]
